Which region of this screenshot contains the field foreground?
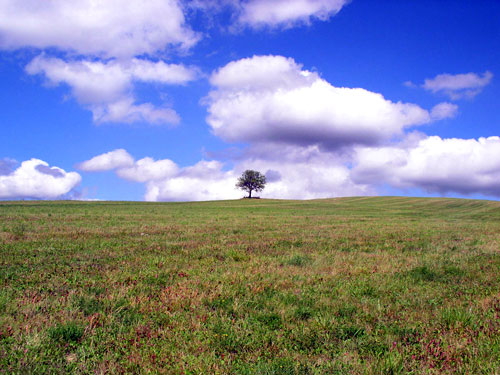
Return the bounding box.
[1,197,500,374]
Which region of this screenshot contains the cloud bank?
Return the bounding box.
[78,147,373,201]
[78,150,241,201]
[80,131,500,201]
[353,136,500,197]
[0,159,81,199]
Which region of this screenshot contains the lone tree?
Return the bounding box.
[236,170,266,198]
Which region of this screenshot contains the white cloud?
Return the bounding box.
[186,0,348,29]
[2,1,202,126]
[80,151,241,201]
[142,155,370,202]
[26,56,197,125]
[3,1,351,129]
[430,102,458,121]
[234,147,374,199]
[422,71,493,99]
[77,149,134,172]
[0,159,81,199]
[144,160,240,201]
[82,135,500,201]
[79,149,179,183]
[117,157,179,183]
[206,55,454,149]
[352,135,500,197]
[210,54,310,90]
[92,99,180,125]
[80,147,373,201]
[238,0,349,28]
[127,59,199,84]
[141,152,373,201]
[0,0,199,58]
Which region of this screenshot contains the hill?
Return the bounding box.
[1,197,499,373]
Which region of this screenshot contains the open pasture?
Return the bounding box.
[1,197,500,374]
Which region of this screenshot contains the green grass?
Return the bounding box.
[1,196,500,373]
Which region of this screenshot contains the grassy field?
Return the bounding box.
[1,196,500,374]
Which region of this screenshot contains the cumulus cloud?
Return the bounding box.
[352,135,500,197]
[117,157,179,183]
[0,159,81,199]
[1,1,202,126]
[430,102,459,121]
[238,0,349,28]
[78,149,179,183]
[4,2,350,128]
[421,71,493,100]
[92,99,180,125]
[84,133,500,201]
[0,0,349,58]
[0,0,199,58]
[143,152,375,201]
[26,56,198,125]
[234,147,373,199]
[77,149,134,172]
[186,0,348,29]
[35,164,65,178]
[79,150,240,201]
[145,160,240,201]
[206,55,454,149]
[142,155,373,202]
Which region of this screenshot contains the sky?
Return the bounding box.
[0,0,499,201]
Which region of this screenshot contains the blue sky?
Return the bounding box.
[0,0,499,201]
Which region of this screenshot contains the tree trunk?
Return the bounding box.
[248,189,252,198]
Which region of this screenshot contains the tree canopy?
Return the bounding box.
[236,170,266,198]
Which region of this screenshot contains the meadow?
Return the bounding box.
[1,196,499,374]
